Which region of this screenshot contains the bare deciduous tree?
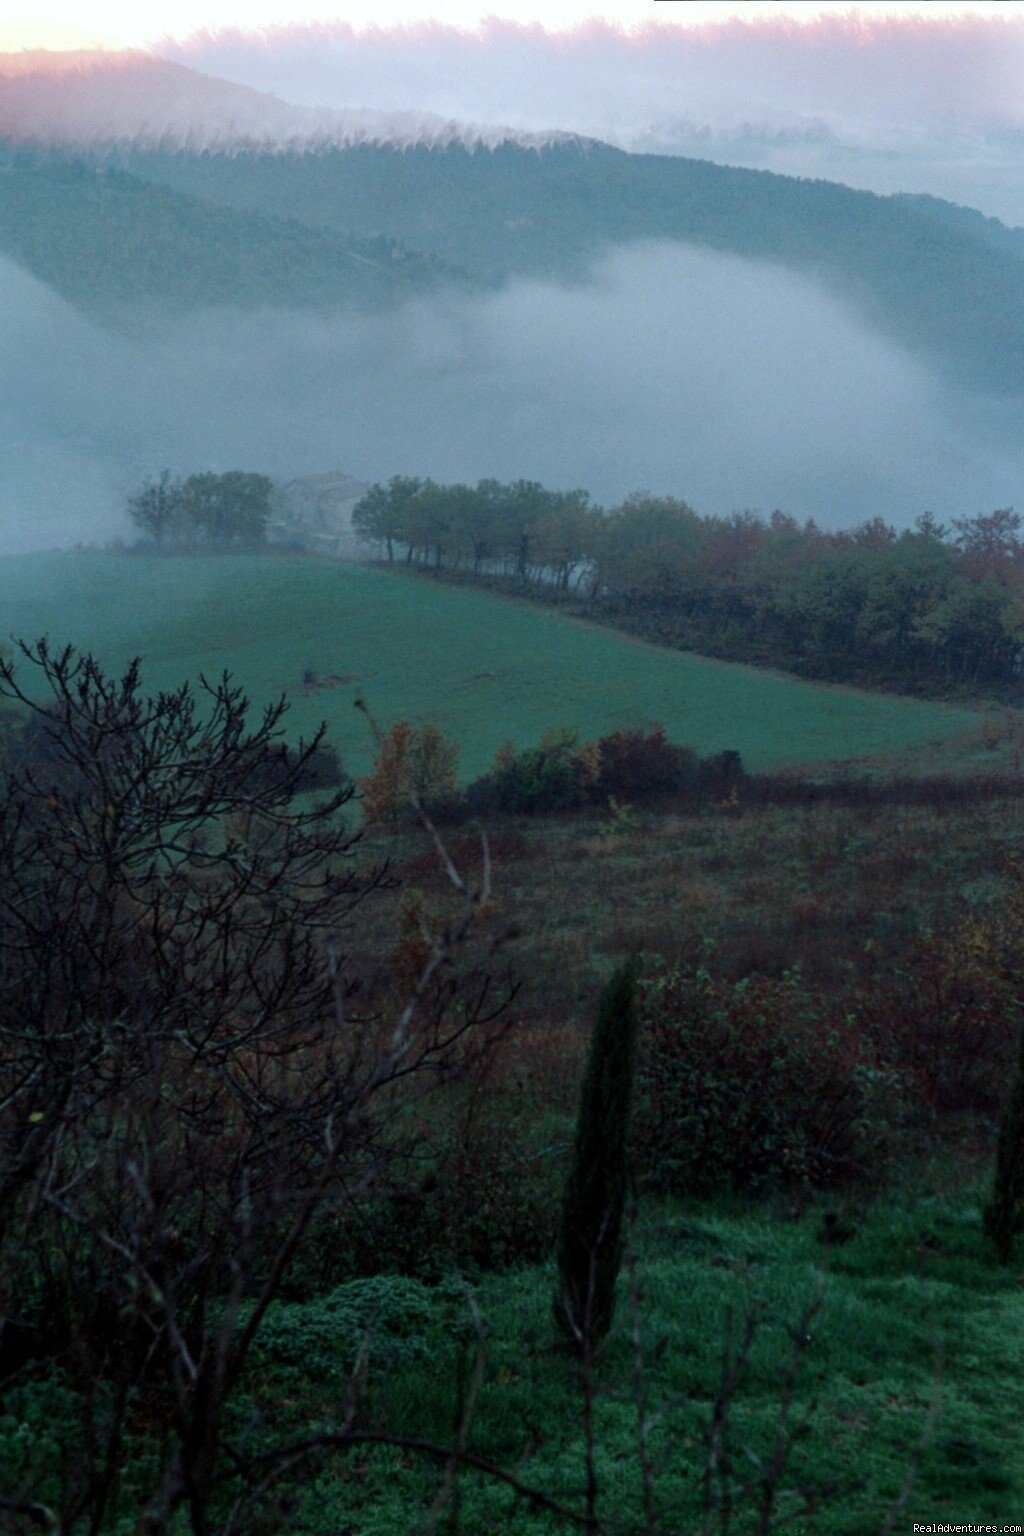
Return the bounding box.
[0,641,509,1535]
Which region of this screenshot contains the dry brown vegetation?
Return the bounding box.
[358,790,1024,1029]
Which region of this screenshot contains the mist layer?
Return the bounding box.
[1,242,1021,553]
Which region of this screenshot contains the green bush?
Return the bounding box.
[633,962,906,1194]
[249,1276,456,1379]
[469,728,587,815]
[467,726,745,817]
[283,1093,564,1288]
[357,1120,562,1279]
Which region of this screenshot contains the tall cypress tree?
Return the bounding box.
[985,1005,1024,1264]
[554,958,640,1350]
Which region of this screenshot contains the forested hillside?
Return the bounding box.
[0,145,461,313]
[895,190,1024,261]
[4,129,1023,392]
[109,138,1024,392]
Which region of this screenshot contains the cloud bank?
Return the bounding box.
[2,243,1021,554]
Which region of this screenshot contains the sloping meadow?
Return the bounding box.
[1,552,978,779]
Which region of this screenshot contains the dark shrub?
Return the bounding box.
[290,740,347,791]
[288,1026,579,1288]
[850,900,1024,1266]
[698,749,745,791]
[418,787,473,826]
[859,932,1020,1117]
[595,726,700,800]
[308,1110,562,1282]
[242,739,348,795]
[18,700,349,801]
[633,962,905,1194]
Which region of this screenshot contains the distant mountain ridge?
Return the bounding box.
[0,51,575,153]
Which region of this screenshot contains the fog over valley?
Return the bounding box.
[2,242,1021,554]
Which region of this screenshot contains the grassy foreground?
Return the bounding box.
[1,553,978,778]
[226,1193,1024,1534]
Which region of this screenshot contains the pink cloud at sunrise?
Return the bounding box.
[1,3,1021,54]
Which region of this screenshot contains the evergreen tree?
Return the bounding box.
[554,957,640,1350]
[984,1006,1024,1264]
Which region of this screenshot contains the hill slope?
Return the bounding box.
[1,553,977,777]
[0,145,461,314]
[895,190,1024,261]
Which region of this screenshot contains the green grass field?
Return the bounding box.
[228,1195,1024,1533]
[1,552,979,778]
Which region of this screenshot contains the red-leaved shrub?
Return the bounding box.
[596,726,699,800]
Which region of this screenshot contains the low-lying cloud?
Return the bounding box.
[1,242,1022,554]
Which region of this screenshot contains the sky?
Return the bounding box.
[2,2,1021,53]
